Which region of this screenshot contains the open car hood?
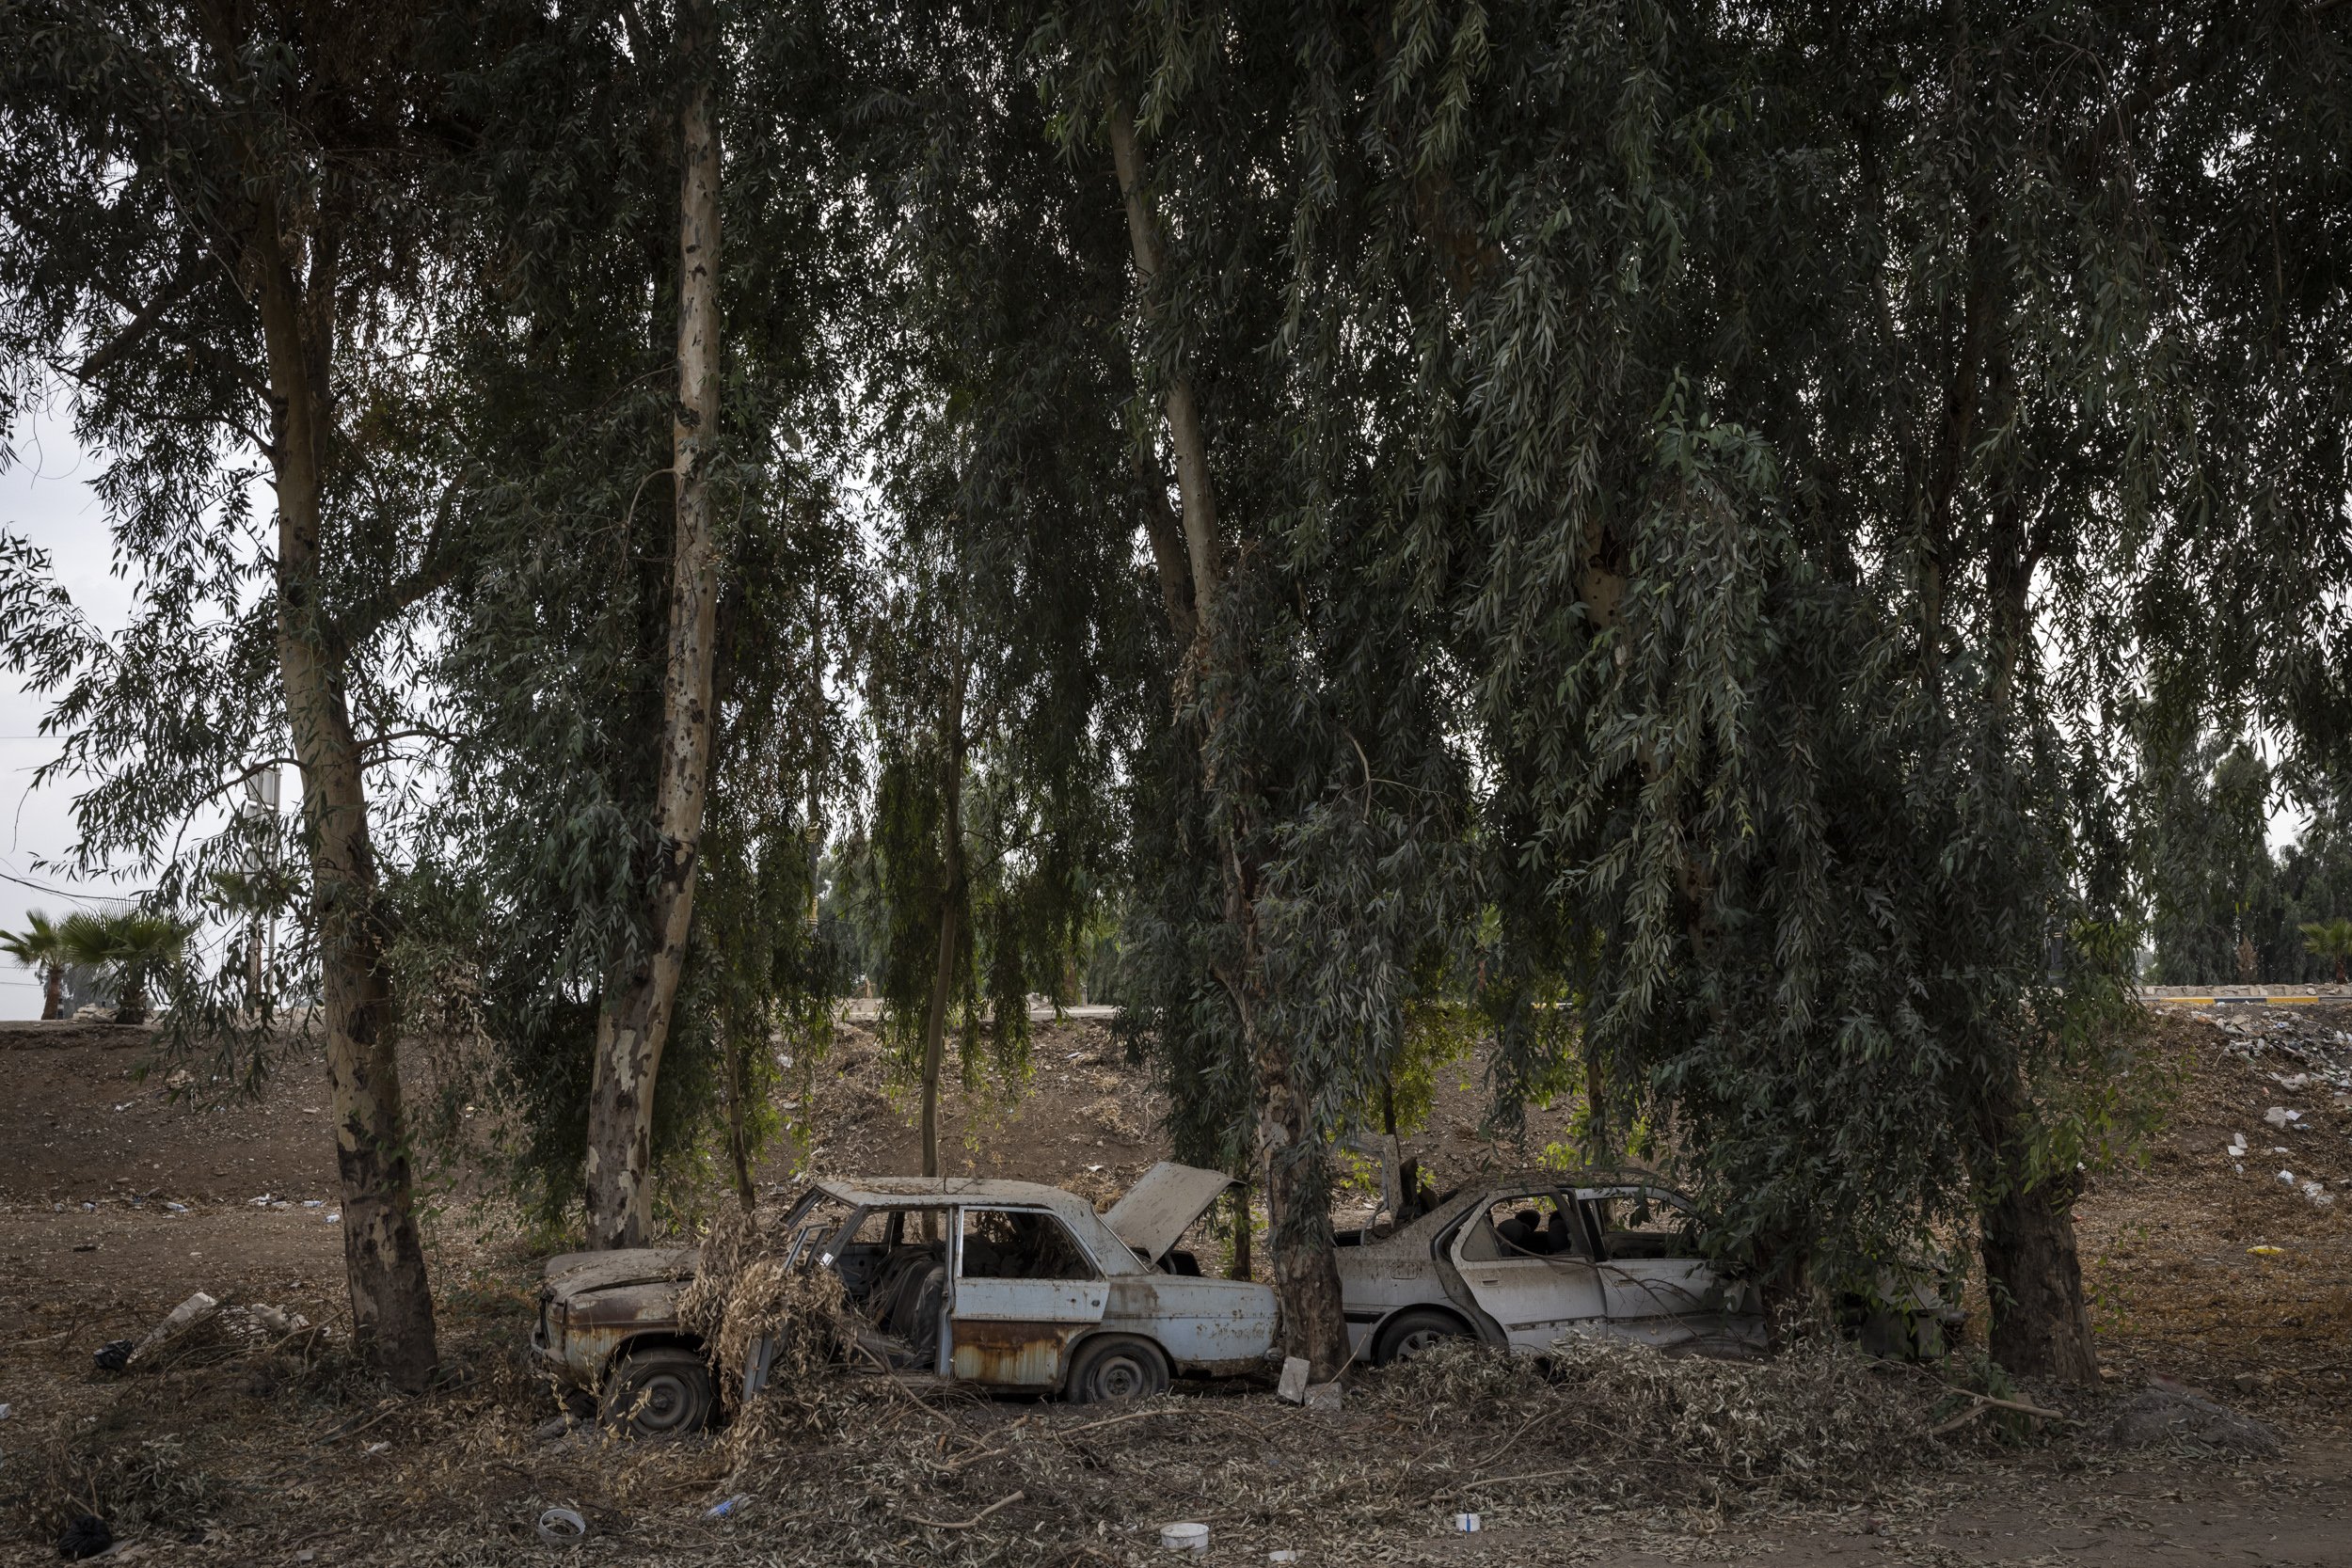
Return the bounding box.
[1102,1162,1235,1264]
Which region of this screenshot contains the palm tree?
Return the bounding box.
[0,910,69,1019]
[2302,917,2352,986]
[57,910,191,1025]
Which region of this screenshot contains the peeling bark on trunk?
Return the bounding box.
[1110,97,1348,1377]
[255,225,437,1391]
[585,0,724,1250]
[41,965,63,1021]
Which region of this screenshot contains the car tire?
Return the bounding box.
[602,1346,715,1437]
[1065,1335,1169,1403]
[1375,1308,1470,1367]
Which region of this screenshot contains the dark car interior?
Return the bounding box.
[822,1206,1100,1371]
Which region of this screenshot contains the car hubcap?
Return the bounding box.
[630,1373,692,1433]
[1096,1357,1144,1399]
[1398,1328,1451,1359]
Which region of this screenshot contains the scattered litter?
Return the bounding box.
[79,1200,95,1212]
[2264,1106,2302,1129]
[1159,1521,1209,1552]
[704,1494,752,1519]
[126,1291,219,1367]
[91,1338,135,1372]
[56,1514,112,1560]
[246,1303,308,1336]
[363,1440,390,1455]
[326,1212,342,1224]
[1268,1552,1299,1563]
[2303,1181,2335,1207]
[163,1201,186,1212]
[2276,1072,2312,1089]
[2277,1170,2296,1185]
[0,1402,10,1419]
[72,1243,97,1253]
[535,1506,588,1545]
[2248,1245,2285,1258]
[302,1199,324,1208]
[2106,1385,2280,1456]
[1276,1355,1311,1404]
[1303,1380,1343,1413]
[1453,1512,1483,1532]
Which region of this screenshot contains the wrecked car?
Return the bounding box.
[1333,1171,1770,1363]
[534,1162,1275,1433]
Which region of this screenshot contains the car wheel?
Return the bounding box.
[1065,1335,1169,1403]
[602,1346,715,1437]
[1375,1308,1470,1367]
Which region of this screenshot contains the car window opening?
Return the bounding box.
[961,1207,1095,1281]
[1594,1192,1704,1260]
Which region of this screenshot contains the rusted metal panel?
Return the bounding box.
[539,1255,699,1384]
[1100,1162,1234,1264]
[949,1318,1090,1386]
[1101,1275,1276,1372]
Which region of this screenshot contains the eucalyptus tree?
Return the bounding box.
[411,0,866,1228]
[1045,0,2349,1384]
[0,0,467,1385]
[850,0,1151,1180]
[1030,3,1486,1375]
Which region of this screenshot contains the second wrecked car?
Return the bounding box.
[1334,1170,1770,1363]
[534,1162,1274,1433]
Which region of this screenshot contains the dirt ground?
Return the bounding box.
[1,1006,2348,1565]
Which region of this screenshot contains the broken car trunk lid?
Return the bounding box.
[1102,1162,1234,1265]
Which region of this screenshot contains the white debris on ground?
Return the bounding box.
[2192,1004,2352,1206]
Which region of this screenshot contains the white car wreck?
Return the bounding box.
[534,1163,1275,1433]
[1335,1171,1768,1363]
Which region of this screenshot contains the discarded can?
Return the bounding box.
[1453,1512,1483,1533]
[535,1506,588,1545]
[1160,1521,1210,1552]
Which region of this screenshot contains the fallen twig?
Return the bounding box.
[905,1489,1025,1529]
[1928,1393,2072,1437]
[1056,1407,1170,1439]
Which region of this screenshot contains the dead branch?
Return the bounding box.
[905,1489,1025,1529]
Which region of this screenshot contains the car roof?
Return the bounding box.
[813,1174,1103,1222]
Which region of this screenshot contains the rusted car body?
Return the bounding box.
[1334,1171,1769,1364]
[534,1163,1275,1432]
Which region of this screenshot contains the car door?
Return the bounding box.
[1585,1186,1735,1349]
[1444,1188,1607,1352]
[947,1205,1110,1386]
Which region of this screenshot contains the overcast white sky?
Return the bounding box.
[0,406,144,1015]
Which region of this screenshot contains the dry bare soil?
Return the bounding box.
[0,1006,2348,1565]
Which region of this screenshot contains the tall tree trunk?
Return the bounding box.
[41,962,62,1021]
[1977,1080,2099,1382]
[1110,98,1348,1378]
[1225,1180,1252,1281]
[585,0,724,1249]
[918,652,967,1180]
[1976,475,2097,1383]
[254,226,438,1390]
